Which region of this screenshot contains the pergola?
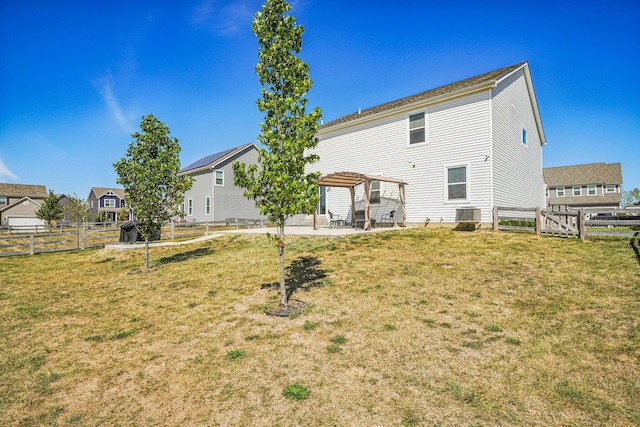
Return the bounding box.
[317,172,408,230]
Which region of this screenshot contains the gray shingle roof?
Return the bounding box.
[543,163,622,186]
[89,187,126,199]
[0,183,47,198]
[321,62,527,129]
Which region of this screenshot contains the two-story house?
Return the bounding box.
[0,183,48,227]
[308,61,546,225]
[178,143,265,222]
[544,163,622,211]
[88,187,127,222]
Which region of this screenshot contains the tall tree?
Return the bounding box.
[233,0,322,310]
[35,190,63,225]
[114,114,193,270]
[64,194,90,250]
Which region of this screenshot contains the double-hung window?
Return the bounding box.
[606,184,616,193]
[557,187,565,197]
[187,198,193,216]
[573,186,581,196]
[0,196,6,205]
[205,196,211,215]
[587,184,596,196]
[215,170,224,186]
[370,180,381,204]
[408,112,426,145]
[446,165,468,201]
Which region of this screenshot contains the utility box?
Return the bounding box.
[456,208,481,229]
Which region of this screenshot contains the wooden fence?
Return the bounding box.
[0,218,266,257]
[493,206,640,240]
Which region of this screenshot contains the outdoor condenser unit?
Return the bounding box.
[456,208,481,223]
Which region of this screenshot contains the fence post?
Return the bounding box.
[235,218,239,230]
[536,207,541,236]
[80,223,86,250]
[171,221,175,239]
[579,208,586,241]
[493,206,499,231]
[205,221,209,235]
[30,235,35,255]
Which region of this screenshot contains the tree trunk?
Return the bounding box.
[144,238,150,271]
[278,222,287,308]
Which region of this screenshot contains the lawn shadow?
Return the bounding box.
[261,256,327,299]
[156,247,214,265]
[631,232,640,265]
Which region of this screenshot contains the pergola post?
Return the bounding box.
[349,187,356,227]
[364,179,371,230]
[399,183,406,227]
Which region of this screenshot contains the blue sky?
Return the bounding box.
[1,0,639,197]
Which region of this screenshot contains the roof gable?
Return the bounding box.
[543,163,622,186]
[180,143,257,174]
[0,183,47,198]
[320,62,527,129]
[89,187,125,199]
[0,196,42,212]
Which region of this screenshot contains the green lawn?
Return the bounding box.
[1,228,638,426]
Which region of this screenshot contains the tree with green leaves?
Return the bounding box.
[621,187,640,208]
[233,0,322,311]
[114,114,193,270]
[35,190,63,225]
[64,194,90,250]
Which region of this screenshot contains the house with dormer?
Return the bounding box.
[88,187,127,222]
[308,61,546,225]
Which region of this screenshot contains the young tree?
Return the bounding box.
[35,190,64,225]
[114,114,193,270]
[233,0,322,310]
[64,194,90,250]
[621,187,640,208]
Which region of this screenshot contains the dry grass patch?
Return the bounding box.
[1,228,639,426]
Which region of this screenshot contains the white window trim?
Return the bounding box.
[521,126,527,146]
[557,186,565,197]
[605,184,616,193]
[187,198,193,216]
[104,199,116,208]
[444,163,470,203]
[573,186,581,196]
[215,170,224,186]
[587,184,596,196]
[406,110,428,147]
[205,196,211,215]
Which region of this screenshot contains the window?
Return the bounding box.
[179,202,185,214]
[545,187,549,198]
[521,127,527,146]
[557,187,565,197]
[90,200,94,208]
[606,184,616,193]
[446,165,467,201]
[587,184,596,196]
[215,170,224,186]
[409,112,426,144]
[104,199,115,207]
[205,196,211,215]
[573,186,581,196]
[187,198,193,216]
[370,180,381,204]
[0,196,6,205]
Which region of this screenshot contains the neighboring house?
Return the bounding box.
[88,187,127,222]
[308,61,546,224]
[0,183,48,227]
[544,163,622,211]
[178,143,265,222]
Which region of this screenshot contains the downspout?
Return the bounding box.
[211,167,216,222]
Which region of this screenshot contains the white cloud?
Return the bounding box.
[94,74,135,134]
[0,157,18,181]
[192,0,256,35]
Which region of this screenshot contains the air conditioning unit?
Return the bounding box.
[456,208,481,223]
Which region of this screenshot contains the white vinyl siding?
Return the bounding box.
[491,68,545,210]
[311,90,492,223]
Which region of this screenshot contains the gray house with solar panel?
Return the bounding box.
[177,143,265,222]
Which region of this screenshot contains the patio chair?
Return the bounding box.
[328,210,344,229]
[382,209,396,226]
